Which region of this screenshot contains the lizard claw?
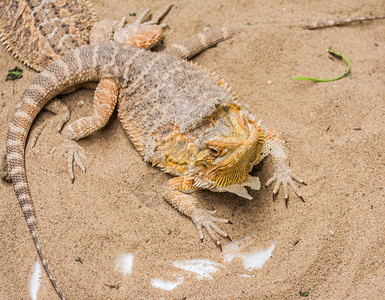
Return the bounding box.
[63,139,87,182]
[266,169,305,205]
[272,191,277,201]
[191,209,231,249]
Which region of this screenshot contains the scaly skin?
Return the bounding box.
[0,1,172,71]
[6,42,305,299]
[0,1,233,71]
[0,2,172,163]
[0,0,96,71]
[0,2,236,153]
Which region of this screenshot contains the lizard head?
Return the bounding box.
[193,104,264,188]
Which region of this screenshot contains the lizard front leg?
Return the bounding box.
[262,128,306,206]
[60,78,119,182]
[163,176,232,250]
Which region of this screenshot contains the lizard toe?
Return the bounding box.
[64,139,87,182]
[267,169,306,204]
[191,208,231,248]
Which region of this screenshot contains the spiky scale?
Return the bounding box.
[0,0,96,71]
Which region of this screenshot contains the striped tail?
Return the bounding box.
[7,80,67,299]
[6,44,103,299]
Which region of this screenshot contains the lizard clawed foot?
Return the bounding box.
[52,139,87,183]
[265,169,306,206]
[65,139,86,183]
[191,209,232,251]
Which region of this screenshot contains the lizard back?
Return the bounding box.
[115,47,234,165]
[0,0,96,71]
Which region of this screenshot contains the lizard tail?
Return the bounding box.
[7,136,66,299]
[32,226,66,299]
[6,44,104,299]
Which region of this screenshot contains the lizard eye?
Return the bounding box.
[208,147,220,157]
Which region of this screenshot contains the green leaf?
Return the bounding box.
[75,256,83,264]
[5,67,23,81]
[299,290,309,297]
[129,12,136,16]
[291,48,351,82]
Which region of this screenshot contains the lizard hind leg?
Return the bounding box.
[60,78,119,182]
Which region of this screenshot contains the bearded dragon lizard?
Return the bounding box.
[6,39,306,299]
[3,3,307,299]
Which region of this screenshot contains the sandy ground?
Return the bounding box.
[1,0,384,299]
